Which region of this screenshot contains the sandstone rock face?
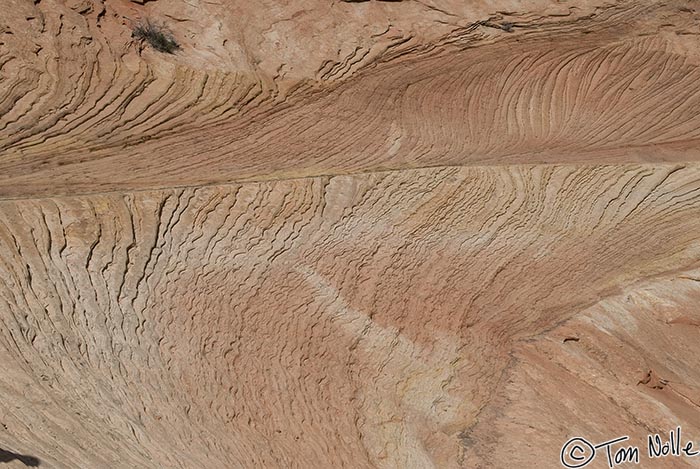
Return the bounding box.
[1,0,700,468]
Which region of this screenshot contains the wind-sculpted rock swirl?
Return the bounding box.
[2,0,700,197]
[1,165,700,467]
[2,0,700,467]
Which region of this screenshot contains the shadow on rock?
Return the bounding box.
[0,448,40,467]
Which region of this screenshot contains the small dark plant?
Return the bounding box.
[132,20,180,54]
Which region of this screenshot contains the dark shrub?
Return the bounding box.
[132,21,180,54]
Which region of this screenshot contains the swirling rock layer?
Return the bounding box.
[1,0,700,196]
[2,164,700,468]
[1,0,700,468]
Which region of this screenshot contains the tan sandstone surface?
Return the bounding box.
[1,0,700,468]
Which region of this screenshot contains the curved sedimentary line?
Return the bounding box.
[3,2,700,200]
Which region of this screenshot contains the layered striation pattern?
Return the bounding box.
[1,0,700,467]
[1,1,700,196]
[2,165,700,467]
